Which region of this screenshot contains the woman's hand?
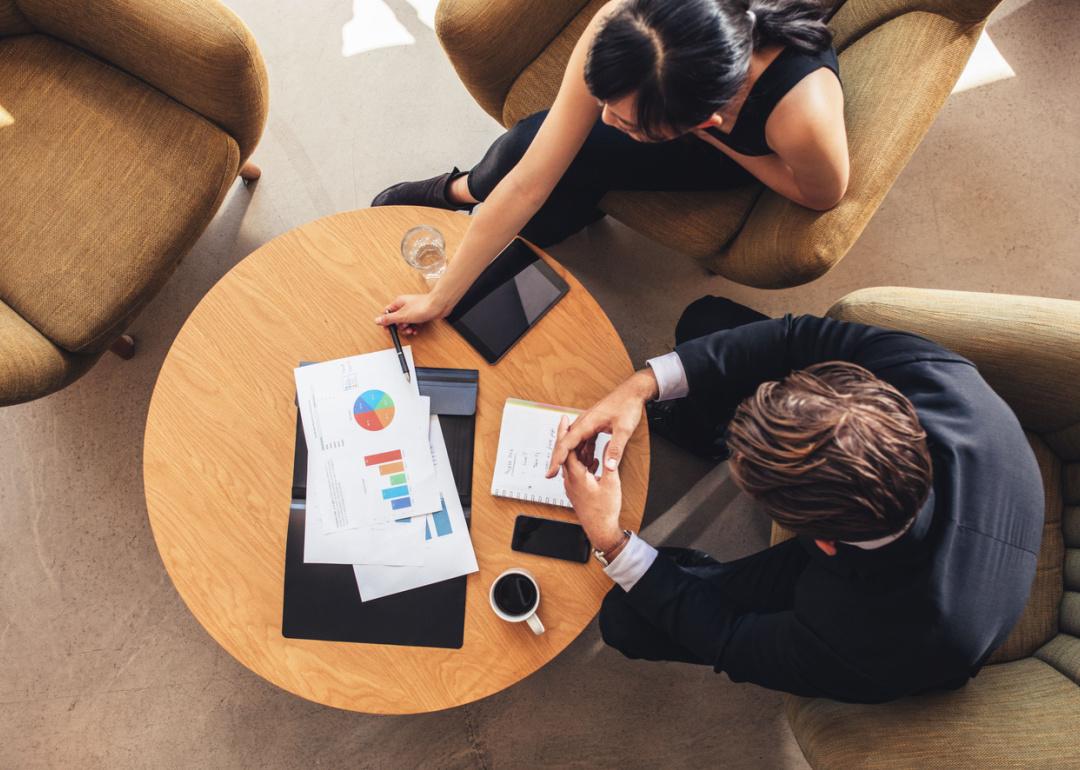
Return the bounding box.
[558,416,625,552]
[374,293,450,336]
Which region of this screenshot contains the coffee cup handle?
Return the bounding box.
[526,612,545,635]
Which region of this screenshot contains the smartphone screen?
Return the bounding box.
[511,515,591,564]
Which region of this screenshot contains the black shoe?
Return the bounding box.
[646,400,730,461]
[371,167,474,212]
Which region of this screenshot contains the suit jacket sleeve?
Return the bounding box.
[626,555,881,701]
[673,313,955,403]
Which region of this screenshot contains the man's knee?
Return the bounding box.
[676,296,736,345]
[675,296,765,345]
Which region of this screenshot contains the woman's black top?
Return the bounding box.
[705,45,840,157]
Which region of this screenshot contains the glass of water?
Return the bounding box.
[400,225,447,285]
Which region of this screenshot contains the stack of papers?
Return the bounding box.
[294,348,478,601]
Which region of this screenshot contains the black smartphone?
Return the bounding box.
[446,238,570,364]
[511,515,591,564]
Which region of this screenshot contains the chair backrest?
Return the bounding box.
[13,0,267,160]
[830,0,1003,51]
[828,288,1077,668]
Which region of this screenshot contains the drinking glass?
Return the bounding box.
[400,225,447,285]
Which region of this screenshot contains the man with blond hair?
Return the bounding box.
[548,296,1043,703]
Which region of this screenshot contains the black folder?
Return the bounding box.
[282,367,478,648]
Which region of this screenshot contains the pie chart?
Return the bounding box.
[353,390,395,431]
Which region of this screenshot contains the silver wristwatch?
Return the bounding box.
[593,529,632,567]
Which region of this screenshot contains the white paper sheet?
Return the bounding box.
[353,415,479,600]
[294,348,441,535]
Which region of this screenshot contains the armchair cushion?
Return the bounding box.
[16,0,267,160]
[0,301,97,406]
[787,657,1080,768]
[0,34,239,354]
[436,0,592,122]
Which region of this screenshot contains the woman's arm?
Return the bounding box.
[378,2,621,331]
[694,68,848,211]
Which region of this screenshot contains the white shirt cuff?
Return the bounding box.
[646,352,689,401]
[603,533,658,592]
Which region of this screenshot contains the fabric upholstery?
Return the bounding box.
[0,0,31,36]
[0,301,98,406]
[1066,465,1080,505]
[436,0,591,122]
[1035,634,1080,687]
[786,658,1080,769]
[711,11,983,286]
[0,34,239,354]
[987,433,1061,664]
[829,0,1001,51]
[16,0,268,160]
[1065,506,1080,549]
[1064,592,1080,637]
[828,288,1080,453]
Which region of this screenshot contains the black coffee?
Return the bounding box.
[493,573,538,617]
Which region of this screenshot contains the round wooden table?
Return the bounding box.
[143,206,649,714]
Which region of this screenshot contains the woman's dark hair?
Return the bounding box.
[585,0,833,141]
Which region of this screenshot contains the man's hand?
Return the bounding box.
[545,368,658,478]
[558,416,624,552]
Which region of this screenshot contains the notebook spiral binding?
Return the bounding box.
[492,489,568,507]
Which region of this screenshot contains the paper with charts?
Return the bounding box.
[295,348,443,566]
[353,415,478,601]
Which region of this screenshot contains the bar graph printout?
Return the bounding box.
[294,348,442,565]
[353,415,478,601]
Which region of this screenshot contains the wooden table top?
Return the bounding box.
[143,206,649,714]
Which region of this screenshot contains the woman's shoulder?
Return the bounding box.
[765,54,844,144]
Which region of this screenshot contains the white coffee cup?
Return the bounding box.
[489,568,545,635]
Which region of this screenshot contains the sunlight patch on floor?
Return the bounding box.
[952,31,1015,94]
[342,0,438,56]
[0,105,12,128]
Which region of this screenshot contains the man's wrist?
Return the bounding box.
[628,368,660,402]
[592,526,628,557]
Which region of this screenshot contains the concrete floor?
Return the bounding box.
[2,0,1078,766]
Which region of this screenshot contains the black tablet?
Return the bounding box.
[446,238,569,364]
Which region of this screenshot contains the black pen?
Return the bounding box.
[388,323,411,383]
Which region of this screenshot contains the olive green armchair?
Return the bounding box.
[435,0,1000,288]
[773,287,1080,768]
[0,0,268,406]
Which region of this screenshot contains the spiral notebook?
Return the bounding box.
[490,398,610,507]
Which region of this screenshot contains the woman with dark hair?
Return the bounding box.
[373,0,847,333]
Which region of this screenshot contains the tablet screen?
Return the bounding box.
[447,239,569,364]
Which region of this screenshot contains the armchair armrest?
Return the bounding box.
[18,0,268,161]
[707,10,983,288]
[827,287,1080,449]
[436,0,594,122]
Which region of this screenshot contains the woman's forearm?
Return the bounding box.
[429,172,549,312]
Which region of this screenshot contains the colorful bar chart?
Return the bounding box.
[424,497,453,540]
[364,449,413,513]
